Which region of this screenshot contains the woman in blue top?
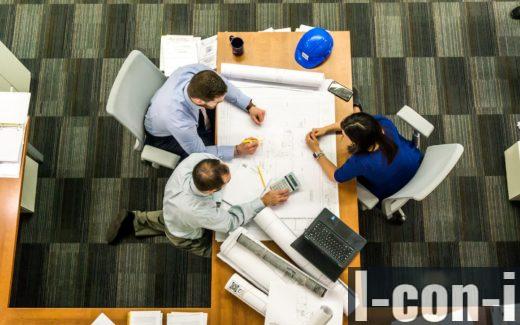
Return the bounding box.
[305,97,422,224]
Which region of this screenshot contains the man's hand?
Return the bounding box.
[249,106,266,125]
[261,189,290,207]
[235,139,259,156]
[305,131,321,152]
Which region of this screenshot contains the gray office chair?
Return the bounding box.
[106,50,180,169]
[357,106,464,220]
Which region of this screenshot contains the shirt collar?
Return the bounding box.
[183,83,201,112]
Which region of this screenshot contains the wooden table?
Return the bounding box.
[210,31,358,325]
[0,31,357,324]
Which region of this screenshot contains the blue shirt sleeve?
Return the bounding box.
[334,156,364,183]
[166,122,235,161]
[220,74,252,111]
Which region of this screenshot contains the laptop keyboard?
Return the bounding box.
[304,221,355,266]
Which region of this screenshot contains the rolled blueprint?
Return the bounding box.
[225,273,268,316]
[254,207,335,288]
[237,233,327,297]
[307,306,333,325]
[221,63,325,89]
[254,207,357,316]
[219,228,291,293]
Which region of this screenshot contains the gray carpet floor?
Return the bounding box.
[2,0,519,308]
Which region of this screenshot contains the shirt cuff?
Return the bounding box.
[251,197,266,214]
[237,94,252,111]
[216,145,235,161]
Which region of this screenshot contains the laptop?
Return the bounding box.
[291,208,367,281]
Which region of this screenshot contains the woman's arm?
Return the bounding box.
[315,154,338,182]
[313,106,361,138]
[312,121,341,137]
[305,132,338,182]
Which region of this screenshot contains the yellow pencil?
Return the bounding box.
[257,165,266,188]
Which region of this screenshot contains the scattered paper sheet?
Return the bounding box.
[295,24,314,32]
[91,313,115,325]
[167,312,207,325]
[160,34,217,76]
[265,280,343,325]
[295,24,330,33]
[160,35,200,76]
[127,311,162,325]
[198,35,217,69]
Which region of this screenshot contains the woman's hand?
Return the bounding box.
[305,132,321,152]
[311,126,328,138]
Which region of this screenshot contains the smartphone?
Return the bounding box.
[328,81,353,102]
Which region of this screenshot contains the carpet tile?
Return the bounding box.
[3,0,519,308]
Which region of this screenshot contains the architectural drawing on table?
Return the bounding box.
[217,67,339,240]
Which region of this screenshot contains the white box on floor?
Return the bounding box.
[505,141,520,201]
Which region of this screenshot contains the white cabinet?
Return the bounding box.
[0,41,31,92]
[505,141,520,201]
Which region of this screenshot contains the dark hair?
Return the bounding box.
[187,70,228,102]
[192,159,230,192]
[340,112,398,164]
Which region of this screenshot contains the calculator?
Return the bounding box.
[269,172,301,193]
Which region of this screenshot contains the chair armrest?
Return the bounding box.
[356,183,379,210]
[397,105,434,138]
[141,145,180,169]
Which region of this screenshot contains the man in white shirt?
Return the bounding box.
[106,153,289,257]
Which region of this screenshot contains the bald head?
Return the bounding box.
[192,159,230,192]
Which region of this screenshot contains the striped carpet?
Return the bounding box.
[2,0,520,308]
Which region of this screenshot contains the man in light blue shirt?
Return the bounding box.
[144,64,266,161]
[106,153,289,257]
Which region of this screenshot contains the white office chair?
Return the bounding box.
[357,106,464,220]
[106,50,180,169]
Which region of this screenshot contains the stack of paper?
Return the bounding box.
[160,35,218,76]
[166,312,208,325]
[127,311,162,325]
[0,92,30,178]
[198,35,217,70]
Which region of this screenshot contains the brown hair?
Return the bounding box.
[187,70,228,102]
[192,159,230,192]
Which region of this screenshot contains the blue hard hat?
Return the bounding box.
[295,28,334,69]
